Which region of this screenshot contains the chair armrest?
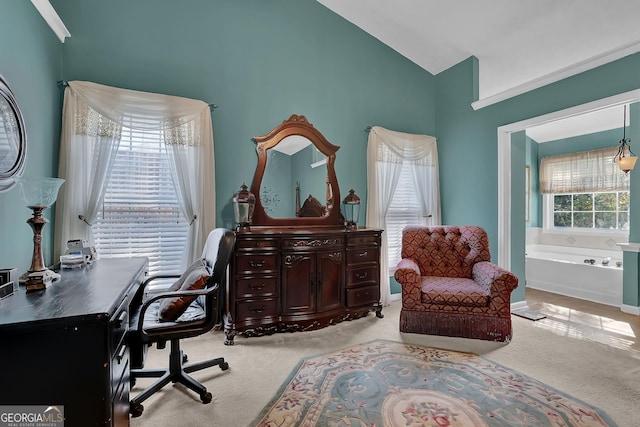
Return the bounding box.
[135,283,219,338]
[472,261,518,315]
[139,274,181,293]
[394,258,422,309]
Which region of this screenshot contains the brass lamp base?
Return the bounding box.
[22,268,61,292]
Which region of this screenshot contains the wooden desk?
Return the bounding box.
[0,257,148,427]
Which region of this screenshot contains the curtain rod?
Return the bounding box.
[56,80,219,110]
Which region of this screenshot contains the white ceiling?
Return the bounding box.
[318,0,640,141]
[317,0,640,101]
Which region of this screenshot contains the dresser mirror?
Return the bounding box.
[0,75,27,192]
[250,114,343,226]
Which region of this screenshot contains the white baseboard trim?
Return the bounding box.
[511,300,528,311]
[621,304,640,316]
[390,293,401,302]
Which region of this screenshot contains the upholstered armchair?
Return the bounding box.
[394,225,518,342]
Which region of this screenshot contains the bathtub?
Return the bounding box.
[525,244,623,307]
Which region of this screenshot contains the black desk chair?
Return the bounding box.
[129,228,235,417]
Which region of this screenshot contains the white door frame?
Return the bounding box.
[496,89,640,269]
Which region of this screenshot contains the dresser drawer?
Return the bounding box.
[236,238,278,251]
[346,285,380,307]
[346,266,379,287]
[346,247,379,265]
[236,299,278,320]
[235,277,278,298]
[235,253,278,274]
[347,234,380,247]
[282,236,344,250]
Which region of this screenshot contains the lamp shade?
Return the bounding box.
[343,188,360,229]
[616,156,638,173]
[16,176,65,207]
[232,183,255,231]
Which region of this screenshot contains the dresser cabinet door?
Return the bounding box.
[317,249,345,312]
[281,251,316,315]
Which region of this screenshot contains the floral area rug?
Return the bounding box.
[253,340,616,427]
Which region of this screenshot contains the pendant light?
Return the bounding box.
[614,104,637,173]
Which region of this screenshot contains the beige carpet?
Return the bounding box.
[130,300,640,427]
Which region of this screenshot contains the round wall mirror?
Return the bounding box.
[0,75,26,192]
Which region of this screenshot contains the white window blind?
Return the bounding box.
[386,165,428,271]
[92,126,189,276]
[539,146,628,193]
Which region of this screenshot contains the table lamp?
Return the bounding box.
[16,176,65,291]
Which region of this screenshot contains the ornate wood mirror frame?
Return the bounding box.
[250,114,343,227]
[0,75,27,192]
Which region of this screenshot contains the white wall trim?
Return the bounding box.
[497,89,640,272]
[621,304,640,315]
[472,40,640,110]
[31,0,70,43]
[617,242,640,252]
[510,301,528,312]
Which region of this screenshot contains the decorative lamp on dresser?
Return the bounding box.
[225,115,383,345]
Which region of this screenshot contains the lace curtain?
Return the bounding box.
[366,126,441,306]
[55,81,215,268]
[539,146,628,194]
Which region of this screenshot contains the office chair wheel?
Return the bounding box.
[182,353,188,363]
[220,361,229,371]
[200,391,212,404]
[130,403,144,418]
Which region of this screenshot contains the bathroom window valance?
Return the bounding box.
[539,146,629,194]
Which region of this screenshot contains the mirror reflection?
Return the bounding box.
[261,135,329,217]
[0,75,26,192]
[0,96,20,171]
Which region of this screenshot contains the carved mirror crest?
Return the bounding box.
[250,114,343,227]
[0,75,27,192]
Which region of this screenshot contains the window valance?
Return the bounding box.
[539,146,629,194]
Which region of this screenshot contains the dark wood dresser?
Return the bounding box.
[0,257,148,427]
[224,227,382,344]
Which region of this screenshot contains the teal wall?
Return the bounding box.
[0,2,63,273]
[5,2,640,308]
[52,0,437,232]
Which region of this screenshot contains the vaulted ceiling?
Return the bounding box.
[317,0,640,103]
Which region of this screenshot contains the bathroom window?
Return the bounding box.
[540,146,630,233]
[548,191,629,231]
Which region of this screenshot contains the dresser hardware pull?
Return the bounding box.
[249,260,265,268]
[249,305,266,313]
[248,283,265,290]
[356,272,368,279]
[359,251,368,257]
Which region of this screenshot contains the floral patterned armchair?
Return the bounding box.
[394,225,518,342]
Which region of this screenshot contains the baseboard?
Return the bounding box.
[511,300,528,311]
[621,304,640,316]
[390,293,401,302]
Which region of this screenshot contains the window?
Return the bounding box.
[92,126,189,276]
[386,165,429,271]
[540,146,630,233]
[549,191,629,230]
